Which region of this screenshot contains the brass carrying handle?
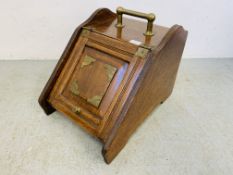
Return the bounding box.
[116,7,156,36]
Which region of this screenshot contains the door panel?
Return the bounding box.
[48,29,139,135]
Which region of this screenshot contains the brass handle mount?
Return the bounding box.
[115,7,156,36]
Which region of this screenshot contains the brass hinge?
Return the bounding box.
[80,28,91,37]
[135,47,149,58]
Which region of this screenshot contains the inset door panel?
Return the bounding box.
[64,46,128,106]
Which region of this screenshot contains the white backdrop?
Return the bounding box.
[0,0,232,60]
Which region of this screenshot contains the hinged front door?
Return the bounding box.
[48,28,147,136]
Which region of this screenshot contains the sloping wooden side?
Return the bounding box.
[102,25,188,164]
[38,8,116,114]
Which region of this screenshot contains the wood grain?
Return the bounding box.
[102,25,188,163]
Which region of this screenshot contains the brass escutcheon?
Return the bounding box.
[73,106,81,114]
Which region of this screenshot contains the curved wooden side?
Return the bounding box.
[38,8,115,114]
[102,25,188,164]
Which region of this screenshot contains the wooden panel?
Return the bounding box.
[86,30,138,56]
[61,45,129,116]
[102,25,188,164]
[67,47,117,108]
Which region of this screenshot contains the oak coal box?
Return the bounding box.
[39,7,188,164]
